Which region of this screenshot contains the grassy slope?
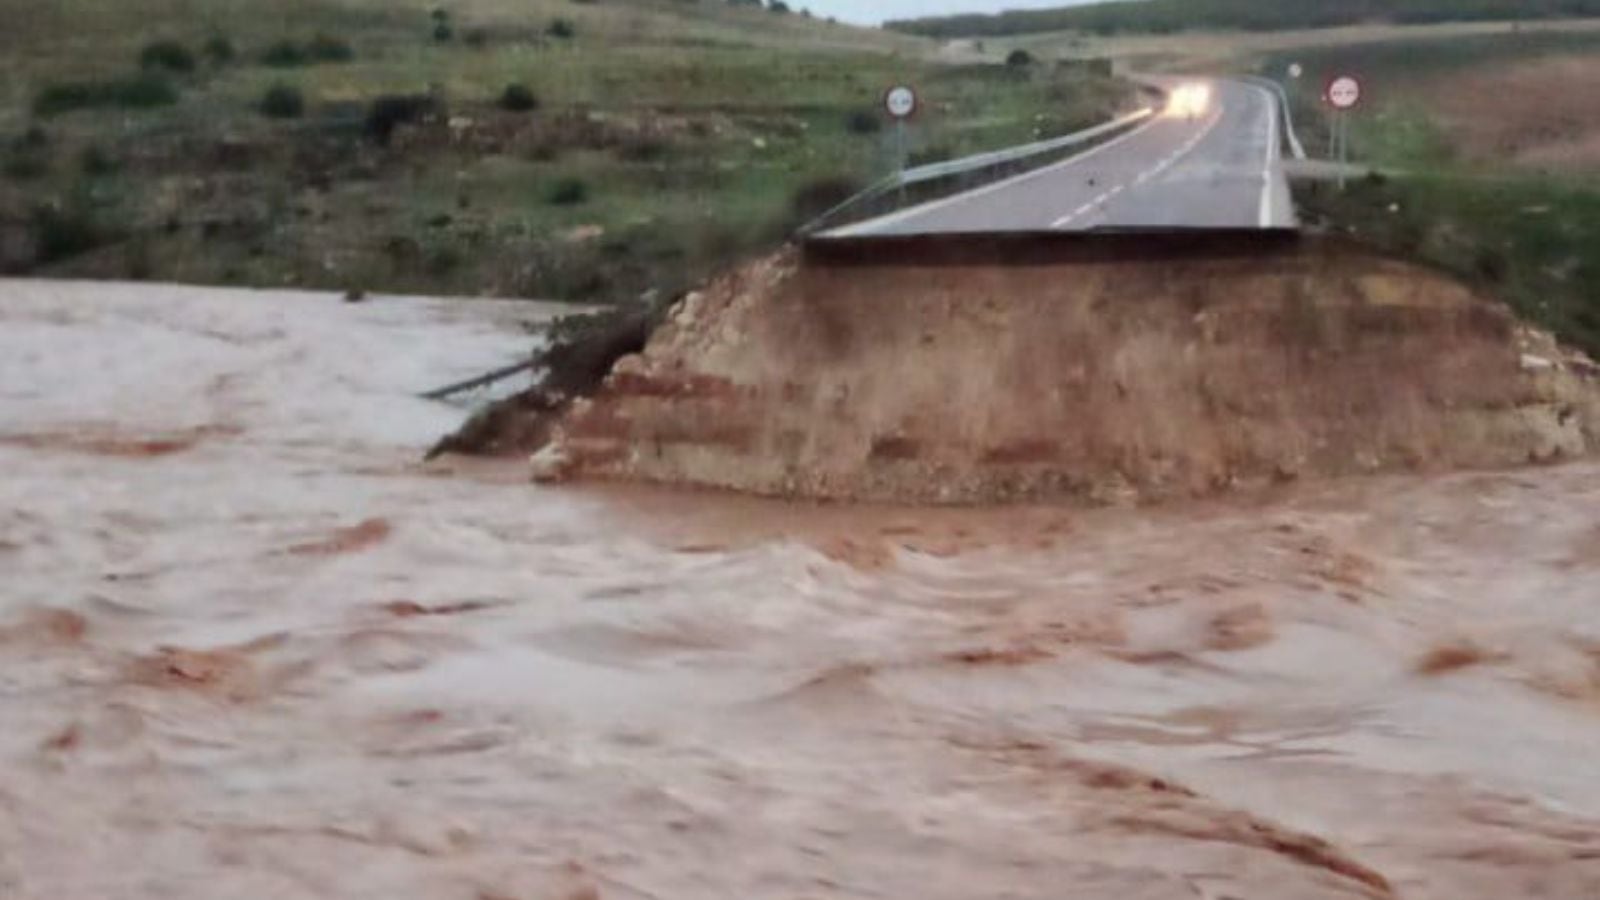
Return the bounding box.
[0,0,1129,301]
[1261,32,1600,355]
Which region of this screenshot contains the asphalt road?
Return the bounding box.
[825,78,1296,237]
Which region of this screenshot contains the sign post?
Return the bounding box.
[884,85,918,205]
[1325,74,1362,189]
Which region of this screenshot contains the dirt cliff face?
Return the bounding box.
[549,237,1600,504]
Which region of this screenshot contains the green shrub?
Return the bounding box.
[547,18,576,39]
[498,83,539,112]
[546,176,589,205]
[33,75,178,116]
[463,28,490,48]
[2,155,49,181]
[262,40,309,67]
[845,109,881,135]
[365,94,438,145]
[139,40,196,73]
[307,34,354,62]
[260,84,306,118]
[434,22,454,41]
[3,129,52,179]
[80,144,119,175]
[204,35,236,65]
[1005,49,1035,67]
[31,202,109,264]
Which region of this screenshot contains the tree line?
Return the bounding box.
[886,0,1600,38]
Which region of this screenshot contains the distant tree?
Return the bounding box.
[307,34,355,62]
[546,176,589,206]
[498,83,539,112]
[259,84,306,118]
[204,36,236,65]
[262,40,309,67]
[365,94,439,146]
[1005,49,1035,68]
[547,18,576,39]
[139,40,197,74]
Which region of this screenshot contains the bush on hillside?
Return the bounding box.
[2,150,49,181]
[33,75,178,116]
[1005,49,1035,68]
[139,40,197,73]
[365,94,439,145]
[844,109,881,135]
[260,84,306,118]
[307,34,355,62]
[547,18,576,39]
[204,35,236,65]
[499,83,539,112]
[80,144,120,175]
[262,40,309,67]
[546,176,589,205]
[30,201,111,264]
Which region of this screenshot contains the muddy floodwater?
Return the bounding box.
[3,278,1599,899]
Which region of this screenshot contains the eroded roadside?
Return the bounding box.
[2,278,1599,899]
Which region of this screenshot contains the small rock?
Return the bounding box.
[563,224,605,244]
[1520,353,1556,373]
[611,354,647,377]
[674,291,704,326]
[530,444,571,483]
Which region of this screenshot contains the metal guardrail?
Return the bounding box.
[1242,75,1306,161]
[798,106,1156,237]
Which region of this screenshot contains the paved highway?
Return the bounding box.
[825,78,1295,237]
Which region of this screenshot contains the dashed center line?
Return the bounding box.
[1051,107,1225,230]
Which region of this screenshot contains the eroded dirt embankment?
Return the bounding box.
[542,235,1600,503]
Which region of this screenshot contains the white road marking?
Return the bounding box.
[826,108,1160,237]
[1256,85,1280,228]
[1051,105,1224,230]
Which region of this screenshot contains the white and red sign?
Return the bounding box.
[884,85,918,119]
[1326,75,1362,110]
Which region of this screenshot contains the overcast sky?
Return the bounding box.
[801,1,1093,26]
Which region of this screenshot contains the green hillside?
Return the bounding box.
[0,0,1129,301]
[888,0,1600,39]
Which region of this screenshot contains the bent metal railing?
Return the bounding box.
[797,106,1157,238]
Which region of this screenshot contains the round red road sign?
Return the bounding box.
[1326,75,1362,110]
[884,85,918,119]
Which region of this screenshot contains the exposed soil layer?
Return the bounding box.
[544,235,1600,503]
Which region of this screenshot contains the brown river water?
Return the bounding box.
[2,279,1599,899]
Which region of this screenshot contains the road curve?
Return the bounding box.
[824,78,1295,237]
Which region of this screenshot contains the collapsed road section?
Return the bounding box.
[511,231,1599,504]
